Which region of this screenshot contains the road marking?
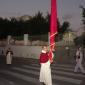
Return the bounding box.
[0,70,40,85]
[0,69,58,85]
[23,65,85,78]
[12,66,82,84]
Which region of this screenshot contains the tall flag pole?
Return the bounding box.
[49,0,57,62]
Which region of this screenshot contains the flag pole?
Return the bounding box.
[49,0,57,62]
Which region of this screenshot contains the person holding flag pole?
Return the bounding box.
[49,0,57,63]
[39,0,57,85]
[39,45,52,85]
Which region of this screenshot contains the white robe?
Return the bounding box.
[39,60,52,85]
[74,50,85,73]
[6,52,12,64]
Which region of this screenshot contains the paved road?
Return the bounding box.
[0,62,85,85]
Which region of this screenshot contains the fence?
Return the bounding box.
[0,33,75,47]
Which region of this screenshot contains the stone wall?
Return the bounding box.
[0,45,42,59]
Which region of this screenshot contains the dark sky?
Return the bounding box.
[0,0,85,34]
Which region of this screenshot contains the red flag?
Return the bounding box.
[49,0,57,62]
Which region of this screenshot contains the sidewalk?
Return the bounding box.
[0,55,39,65]
[0,55,85,66]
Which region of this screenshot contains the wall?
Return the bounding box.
[1,45,84,64]
[0,45,76,63]
[0,45,42,59]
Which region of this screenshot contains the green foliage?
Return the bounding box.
[74,6,85,46]
[28,11,48,35]
[0,11,70,40]
[80,6,85,29]
[74,32,85,46]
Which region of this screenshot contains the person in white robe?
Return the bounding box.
[6,48,13,64]
[39,46,52,85]
[74,47,85,73]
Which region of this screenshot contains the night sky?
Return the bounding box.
[0,0,85,33]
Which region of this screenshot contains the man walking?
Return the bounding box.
[74,47,85,74]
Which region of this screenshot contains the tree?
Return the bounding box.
[57,20,70,41]
[75,6,85,46]
[45,13,70,34]
[80,6,85,29]
[0,11,70,40]
[28,11,48,35]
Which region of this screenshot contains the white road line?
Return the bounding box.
[52,75,82,84]
[52,64,74,68]
[0,70,41,85]
[52,70,85,78]
[12,66,82,84]
[0,70,58,85]
[23,65,85,78]
[24,64,74,71]
[30,63,74,68]
[52,66,74,71]
[24,64,73,71]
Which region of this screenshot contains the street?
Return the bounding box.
[0,57,85,85]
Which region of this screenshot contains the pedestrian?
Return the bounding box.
[39,45,52,85]
[74,47,85,74]
[6,48,13,64]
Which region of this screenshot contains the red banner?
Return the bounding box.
[49,0,57,62]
